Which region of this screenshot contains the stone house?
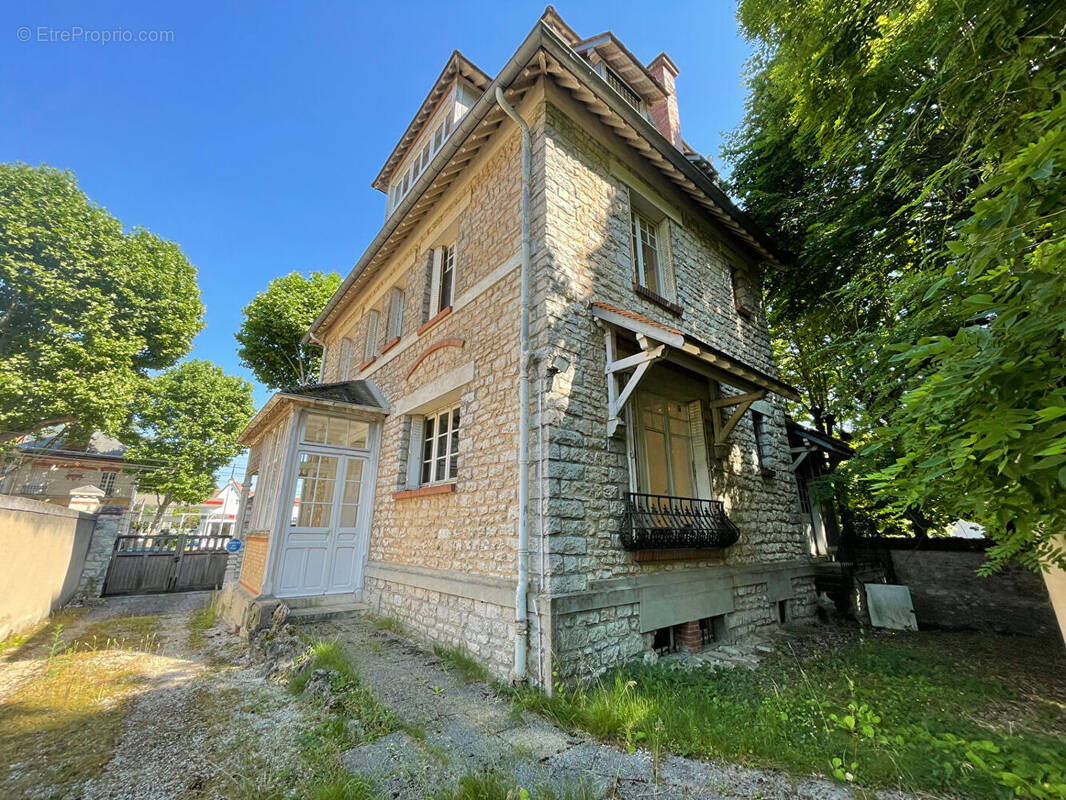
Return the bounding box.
[221,7,817,688]
[0,431,136,510]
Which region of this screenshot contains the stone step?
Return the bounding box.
[284,593,363,610]
[287,602,368,625]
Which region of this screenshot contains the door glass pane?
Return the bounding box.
[340,460,363,528]
[643,429,670,495]
[291,453,337,528]
[670,434,693,497]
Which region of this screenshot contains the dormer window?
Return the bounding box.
[386,82,480,219]
[591,61,645,117]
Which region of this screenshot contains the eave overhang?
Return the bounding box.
[573,32,667,104]
[239,382,389,448]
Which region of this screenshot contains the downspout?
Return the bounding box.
[495,86,532,684]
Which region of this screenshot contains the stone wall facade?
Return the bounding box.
[274,83,812,687]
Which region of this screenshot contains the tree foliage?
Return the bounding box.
[127,360,254,525]
[0,163,204,442]
[726,1,1066,569]
[235,270,340,391]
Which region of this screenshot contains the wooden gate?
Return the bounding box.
[102,534,232,596]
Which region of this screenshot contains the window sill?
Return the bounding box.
[359,356,377,372]
[633,283,683,316]
[393,482,456,501]
[381,336,401,355]
[417,305,453,336]
[735,304,755,321]
[634,548,727,563]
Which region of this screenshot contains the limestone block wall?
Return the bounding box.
[76,505,123,597]
[316,105,549,679]
[536,97,814,678]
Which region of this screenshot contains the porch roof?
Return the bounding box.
[590,301,800,402]
[239,380,388,447]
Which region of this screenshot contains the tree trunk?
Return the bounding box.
[149,493,172,533]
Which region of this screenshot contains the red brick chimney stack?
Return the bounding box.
[646,53,682,149]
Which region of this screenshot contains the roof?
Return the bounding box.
[309,9,787,341]
[590,301,800,401]
[572,32,667,103]
[372,51,491,193]
[279,380,384,406]
[240,380,388,447]
[17,430,126,461]
[786,419,855,458]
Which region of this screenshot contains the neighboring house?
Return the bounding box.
[196,479,245,538]
[223,8,818,687]
[0,431,136,509]
[786,419,853,559]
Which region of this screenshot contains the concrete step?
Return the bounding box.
[284,593,362,610]
[287,602,368,625]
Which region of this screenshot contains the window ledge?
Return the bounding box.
[359,356,377,372]
[381,336,401,355]
[634,548,727,563]
[633,283,683,316]
[393,482,456,501]
[418,306,453,336]
[735,304,755,321]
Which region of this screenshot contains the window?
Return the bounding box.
[339,337,354,380]
[631,212,663,296]
[303,413,369,449]
[637,391,694,497]
[363,310,380,363]
[387,287,405,341]
[419,405,460,485]
[730,266,758,318]
[386,85,468,217]
[427,243,456,320]
[796,474,812,515]
[752,411,774,474]
[99,471,116,497]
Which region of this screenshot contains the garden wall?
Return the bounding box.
[0,495,96,639]
[886,542,1058,636]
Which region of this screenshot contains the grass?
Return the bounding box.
[0,607,89,659]
[187,591,221,648]
[434,644,490,684]
[429,770,605,800]
[0,649,147,796]
[511,630,1066,800]
[68,614,160,653]
[368,614,406,636]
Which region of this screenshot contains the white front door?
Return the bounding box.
[276,449,370,597]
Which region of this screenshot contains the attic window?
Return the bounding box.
[386,82,479,219]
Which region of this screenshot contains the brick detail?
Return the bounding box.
[676,619,702,654]
[381,336,401,355]
[393,482,456,501]
[238,533,269,595]
[417,305,453,336]
[359,356,377,372]
[405,337,465,380]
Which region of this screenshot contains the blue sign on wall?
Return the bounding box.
[225,539,243,553]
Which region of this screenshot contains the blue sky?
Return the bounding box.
[4,1,754,482]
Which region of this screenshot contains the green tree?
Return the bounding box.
[726,1,1066,569]
[235,270,340,390]
[127,360,254,529]
[0,163,204,442]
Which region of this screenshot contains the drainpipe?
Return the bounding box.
[495,86,532,684]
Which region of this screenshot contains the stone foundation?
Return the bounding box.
[218,581,282,639]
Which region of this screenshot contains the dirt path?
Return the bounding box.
[0,593,308,800]
[317,616,908,800]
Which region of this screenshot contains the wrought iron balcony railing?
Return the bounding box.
[620,492,740,551]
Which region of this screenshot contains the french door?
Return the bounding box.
[276,449,369,597]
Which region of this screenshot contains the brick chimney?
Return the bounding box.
[646,52,682,149]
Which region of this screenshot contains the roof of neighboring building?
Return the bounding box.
[786,419,855,458]
[17,430,126,461]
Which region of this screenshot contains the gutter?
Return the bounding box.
[494,86,532,685]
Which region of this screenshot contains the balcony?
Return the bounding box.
[620,492,740,552]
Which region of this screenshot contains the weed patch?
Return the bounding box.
[434,645,490,684]
[368,614,406,636]
[68,614,160,653]
[430,770,603,800]
[512,632,1066,799]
